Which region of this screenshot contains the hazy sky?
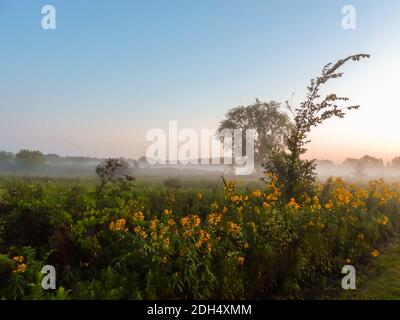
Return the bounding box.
[0,0,399,163]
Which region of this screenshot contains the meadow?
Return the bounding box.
[0,174,399,299]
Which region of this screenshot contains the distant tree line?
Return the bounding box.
[0,149,140,173]
[1,149,400,173]
[0,150,46,170]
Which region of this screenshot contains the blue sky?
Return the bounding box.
[0,0,399,161]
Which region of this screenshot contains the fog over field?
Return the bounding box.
[1,150,400,184]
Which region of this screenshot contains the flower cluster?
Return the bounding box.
[12,256,27,273]
[109,218,128,232]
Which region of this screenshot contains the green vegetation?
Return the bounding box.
[339,236,400,300]
[0,175,399,299]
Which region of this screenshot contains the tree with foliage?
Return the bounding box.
[95,158,135,193]
[359,155,384,168]
[0,151,14,164]
[344,155,384,177]
[343,158,360,167]
[15,149,45,168]
[263,54,370,201]
[391,157,400,169]
[218,99,292,165]
[138,156,151,168]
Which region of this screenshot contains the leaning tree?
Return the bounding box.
[263,54,370,201]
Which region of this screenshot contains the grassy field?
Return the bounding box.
[339,234,400,300]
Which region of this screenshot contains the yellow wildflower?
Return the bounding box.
[262,202,270,209]
[109,218,128,232]
[377,216,389,225]
[183,230,193,238]
[252,189,262,198]
[324,200,333,210]
[227,222,241,236]
[311,196,321,211]
[150,219,159,231]
[180,216,189,227]
[195,229,211,248]
[371,250,380,257]
[133,211,144,221]
[207,213,222,226]
[193,214,201,227]
[134,226,147,238]
[224,181,235,193]
[180,214,201,228]
[13,263,27,273]
[211,202,219,210]
[163,209,172,216]
[288,198,300,209]
[231,195,241,203]
[12,256,24,263]
[12,256,27,274]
